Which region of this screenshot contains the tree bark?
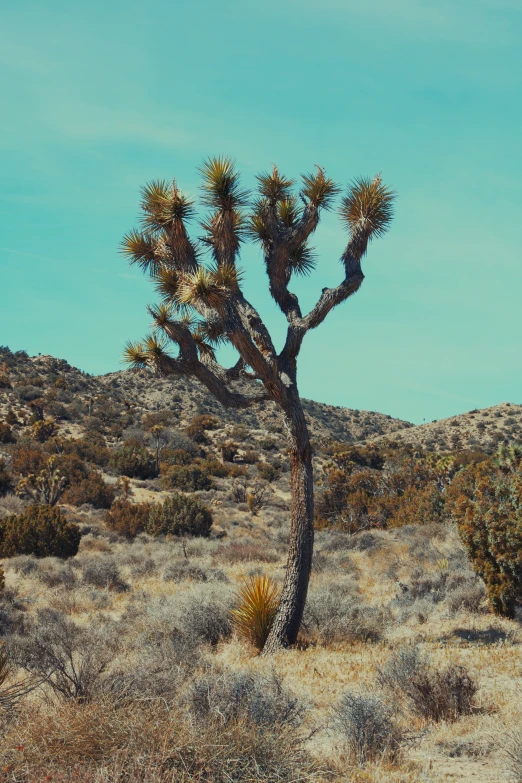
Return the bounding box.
[263,399,314,653]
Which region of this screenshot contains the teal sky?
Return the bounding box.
[1,0,521,424]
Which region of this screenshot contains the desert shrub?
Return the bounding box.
[241,450,259,464]
[258,438,277,451]
[257,462,279,482]
[16,384,43,402]
[31,417,58,443]
[104,499,152,538]
[231,575,279,650]
[0,422,15,444]
[191,669,303,728]
[4,697,321,782]
[62,434,111,467]
[378,647,477,721]
[160,447,195,466]
[198,458,230,477]
[446,581,487,614]
[0,374,11,389]
[449,461,522,617]
[0,460,12,496]
[11,445,46,477]
[160,464,213,491]
[0,505,81,559]
[332,691,402,765]
[9,608,119,700]
[54,453,90,484]
[221,440,239,462]
[163,561,209,582]
[171,584,234,646]
[111,440,157,479]
[185,414,219,443]
[16,459,67,506]
[36,559,77,588]
[303,583,384,645]
[147,493,213,538]
[81,558,128,592]
[62,471,115,509]
[217,541,279,565]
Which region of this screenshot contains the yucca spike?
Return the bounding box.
[199,156,249,210]
[340,174,395,240]
[300,166,341,211]
[230,575,280,651]
[256,165,295,203]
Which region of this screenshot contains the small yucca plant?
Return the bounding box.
[231,575,280,651]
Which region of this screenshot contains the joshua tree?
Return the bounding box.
[122,158,395,652]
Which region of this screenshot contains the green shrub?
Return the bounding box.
[0,422,16,444]
[450,462,522,617]
[62,472,115,509]
[161,464,213,491]
[258,438,277,451]
[0,504,81,558]
[220,441,239,462]
[147,493,213,538]
[111,440,157,479]
[104,499,152,538]
[199,458,230,477]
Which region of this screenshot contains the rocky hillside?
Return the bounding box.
[1,346,520,455]
[371,401,522,453]
[0,347,412,448]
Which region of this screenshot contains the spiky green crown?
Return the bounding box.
[199,157,249,211]
[140,180,195,233]
[340,175,395,240]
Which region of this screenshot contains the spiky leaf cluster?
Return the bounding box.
[300,167,340,210]
[340,175,395,240]
[140,180,195,233]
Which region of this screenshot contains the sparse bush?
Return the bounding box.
[0,504,81,559]
[332,690,402,765]
[81,558,128,592]
[160,464,213,491]
[147,493,213,538]
[191,669,303,728]
[172,584,233,646]
[9,608,119,700]
[241,449,259,464]
[378,647,477,721]
[303,582,384,644]
[163,561,209,582]
[105,499,152,538]
[0,422,15,444]
[231,576,279,650]
[36,558,76,588]
[111,440,157,479]
[62,471,116,509]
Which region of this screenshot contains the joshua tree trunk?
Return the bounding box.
[122,159,395,652]
[264,400,314,652]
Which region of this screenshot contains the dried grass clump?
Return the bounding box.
[4,695,324,782]
[231,575,279,650]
